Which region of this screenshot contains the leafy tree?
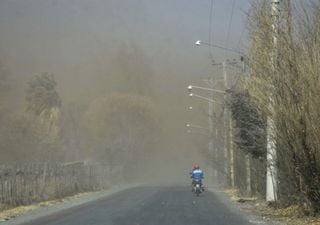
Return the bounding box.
[59,103,87,161]
[26,72,61,117]
[229,88,266,158]
[0,110,43,162]
[83,94,160,173]
[25,73,62,160]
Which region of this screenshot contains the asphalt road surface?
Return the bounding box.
[19,186,255,225]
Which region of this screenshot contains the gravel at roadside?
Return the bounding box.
[206,186,282,225]
[223,188,320,225]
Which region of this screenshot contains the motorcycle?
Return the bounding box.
[193,179,203,196]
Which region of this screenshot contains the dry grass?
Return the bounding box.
[224,188,257,202]
[0,201,56,221]
[225,188,241,201]
[225,188,320,225]
[0,192,92,221]
[252,205,320,225]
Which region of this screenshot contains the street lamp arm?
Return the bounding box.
[188,85,225,94]
[189,93,222,104]
[195,40,244,55]
[186,123,209,130]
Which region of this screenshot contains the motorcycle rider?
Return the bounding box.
[190,164,204,191]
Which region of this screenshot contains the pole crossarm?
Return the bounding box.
[188,85,225,94]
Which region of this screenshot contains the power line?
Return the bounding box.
[208,0,215,62]
[225,0,236,59]
[237,26,245,53]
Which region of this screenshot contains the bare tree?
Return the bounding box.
[245,0,320,213]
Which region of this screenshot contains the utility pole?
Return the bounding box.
[211,60,238,188]
[266,0,280,202]
[222,62,234,188]
[208,78,216,184]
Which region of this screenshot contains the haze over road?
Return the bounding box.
[17,186,254,225]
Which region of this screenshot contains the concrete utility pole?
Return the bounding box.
[222,61,234,188]
[266,0,280,202]
[208,78,216,184]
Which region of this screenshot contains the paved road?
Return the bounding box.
[19,186,254,225]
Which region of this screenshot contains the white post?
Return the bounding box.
[246,154,252,196]
[266,118,277,201]
[266,0,280,202]
[229,114,235,188]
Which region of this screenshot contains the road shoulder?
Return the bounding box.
[0,184,137,225]
[207,186,282,225]
[223,188,320,225]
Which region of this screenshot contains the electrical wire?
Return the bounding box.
[237,26,245,53]
[225,0,236,59]
[208,0,215,62]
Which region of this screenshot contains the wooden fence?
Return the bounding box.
[0,162,122,210]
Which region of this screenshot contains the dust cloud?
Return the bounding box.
[0,0,232,186]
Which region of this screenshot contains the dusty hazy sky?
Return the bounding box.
[0,0,250,92]
[0,0,252,133]
[0,0,252,172]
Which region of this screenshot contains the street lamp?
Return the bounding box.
[188,85,225,94]
[196,39,249,76]
[186,123,209,130]
[189,92,222,104]
[195,40,201,46]
[195,40,244,55]
[188,82,219,183]
[186,123,210,136]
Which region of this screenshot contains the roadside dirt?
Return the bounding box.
[225,189,320,225]
[0,192,92,221]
